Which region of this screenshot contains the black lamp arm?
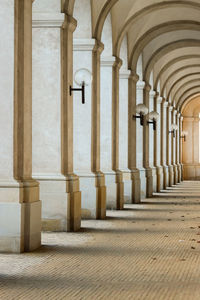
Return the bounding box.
[147,119,156,130]
[169,129,176,138]
[70,82,85,104]
[132,112,144,126]
[180,135,186,142]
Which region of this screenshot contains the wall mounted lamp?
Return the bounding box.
[147,111,159,131]
[169,124,178,138]
[70,68,92,104]
[180,131,188,142]
[132,104,148,126]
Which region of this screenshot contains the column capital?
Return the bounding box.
[144,83,151,92]
[129,72,139,83]
[93,39,104,54]
[62,15,77,32]
[168,105,174,112]
[113,56,123,69]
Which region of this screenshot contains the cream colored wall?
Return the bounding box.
[182,97,200,179]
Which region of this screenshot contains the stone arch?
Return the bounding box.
[144,40,200,82]
[129,21,200,70]
[166,71,200,99]
[115,1,200,56]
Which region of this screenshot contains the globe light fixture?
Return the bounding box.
[169,124,178,138]
[133,104,149,126]
[147,111,159,131]
[70,68,92,104]
[180,131,188,142]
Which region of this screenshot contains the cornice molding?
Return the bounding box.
[73,39,96,51]
[32,13,65,28]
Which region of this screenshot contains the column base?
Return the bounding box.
[78,172,106,220]
[168,165,174,187]
[177,164,182,183]
[173,164,178,184]
[139,168,147,199]
[104,171,124,211]
[163,166,169,189]
[131,169,141,203]
[156,166,164,192]
[0,180,41,253]
[145,167,157,197]
[121,170,132,204]
[34,174,81,232]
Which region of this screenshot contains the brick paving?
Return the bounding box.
[1,181,200,299]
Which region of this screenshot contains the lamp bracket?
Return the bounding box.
[70,82,85,104]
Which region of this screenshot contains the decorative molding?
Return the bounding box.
[32,13,65,28]
[136,80,145,90]
[119,70,131,79]
[101,56,116,67]
[73,39,96,51]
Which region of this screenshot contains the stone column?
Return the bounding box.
[149,90,157,193]
[167,105,174,186]
[119,70,132,204]
[128,74,141,203]
[100,56,124,210]
[73,39,106,219]
[161,99,169,189]
[113,57,124,209]
[180,116,184,180]
[143,84,153,197]
[172,109,178,184]
[154,95,164,191]
[32,8,81,232]
[0,0,41,253]
[176,113,182,182]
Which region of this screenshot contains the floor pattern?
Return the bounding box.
[1,181,200,299]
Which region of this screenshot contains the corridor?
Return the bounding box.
[1,181,200,300]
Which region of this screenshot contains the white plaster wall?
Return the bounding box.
[0,1,14,179]
[32,28,61,175]
[73,48,93,173]
[163,106,167,165]
[136,81,145,169]
[100,63,113,172]
[168,111,172,165]
[73,0,92,38]
[156,101,161,166]
[119,77,129,170]
[33,0,61,12]
[101,13,113,57]
[149,92,155,167]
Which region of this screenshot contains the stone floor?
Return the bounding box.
[1,181,200,299]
